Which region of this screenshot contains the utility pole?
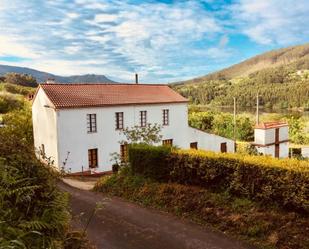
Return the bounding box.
[256,93,260,125]
[233,97,237,152]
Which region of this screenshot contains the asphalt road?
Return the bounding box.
[58,181,255,249]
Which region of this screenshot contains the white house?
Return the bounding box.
[32,83,235,173]
[252,121,289,158]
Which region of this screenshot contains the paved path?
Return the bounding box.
[62,178,97,190]
[58,181,255,249]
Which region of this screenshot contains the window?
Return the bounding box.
[190,142,198,150]
[88,149,98,168]
[87,114,97,133]
[115,112,124,130]
[162,139,173,146]
[220,142,227,153]
[140,111,147,127]
[120,143,128,162]
[163,109,169,126]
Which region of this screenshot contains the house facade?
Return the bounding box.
[32,83,235,173]
[252,121,289,158]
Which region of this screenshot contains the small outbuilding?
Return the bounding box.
[252,121,289,158]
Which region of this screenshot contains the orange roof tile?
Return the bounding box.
[255,121,288,129]
[38,83,188,109]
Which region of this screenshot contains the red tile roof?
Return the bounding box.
[38,83,188,109]
[255,121,288,129]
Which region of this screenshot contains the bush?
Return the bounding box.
[128,144,172,181]
[0,107,79,248]
[94,172,309,249]
[0,92,25,113]
[2,82,35,96]
[129,145,309,212]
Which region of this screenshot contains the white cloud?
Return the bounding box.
[0,36,40,59]
[231,0,309,45]
[94,14,118,23]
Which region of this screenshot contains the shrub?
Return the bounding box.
[94,172,309,249]
[0,92,25,113]
[2,82,35,96]
[0,107,79,248]
[129,145,309,212]
[128,144,172,181]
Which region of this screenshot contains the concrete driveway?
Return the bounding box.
[58,181,255,249]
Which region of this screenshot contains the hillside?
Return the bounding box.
[183,43,309,83]
[173,43,309,109]
[0,64,115,83]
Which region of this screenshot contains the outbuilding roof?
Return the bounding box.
[255,121,288,129]
[37,83,188,109]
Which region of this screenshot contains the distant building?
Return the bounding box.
[32,83,235,173]
[252,121,289,158]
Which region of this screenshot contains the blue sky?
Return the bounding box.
[0,0,308,83]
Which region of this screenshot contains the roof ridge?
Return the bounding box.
[40,83,168,86]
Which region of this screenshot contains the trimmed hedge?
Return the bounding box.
[129,144,309,212]
[129,144,172,181]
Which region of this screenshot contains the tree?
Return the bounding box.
[110,123,163,172]
[120,123,163,145]
[4,73,37,87]
[286,116,308,145]
[188,112,214,131]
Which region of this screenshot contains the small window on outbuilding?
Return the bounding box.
[190,142,198,150]
[220,142,227,153]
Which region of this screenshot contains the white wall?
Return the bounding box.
[188,127,235,153]
[56,103,190,172]
[256,142,289,158]
[279,126,289,141]
[33,91,236,173]
[279,142,289,158]
[32,88,59,168]
[254,129,266,144]
[256,145,274,157]
[255,126,289,145]
[302,147,309,158]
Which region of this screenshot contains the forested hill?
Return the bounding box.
[173,43,309,109]
[0,64,115,83]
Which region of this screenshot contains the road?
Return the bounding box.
[58,181,255,249]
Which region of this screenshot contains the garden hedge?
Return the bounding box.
[129,144,309,212]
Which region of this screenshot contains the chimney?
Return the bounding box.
[46,78,55,84]
[135,73,138,84]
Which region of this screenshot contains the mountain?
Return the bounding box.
[178,43,309,84]
[0,65,116,83]
[173,43,309,109]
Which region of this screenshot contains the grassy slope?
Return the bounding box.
[172,43,309,109]
[180,43,309,84]
[95,171,309,249]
